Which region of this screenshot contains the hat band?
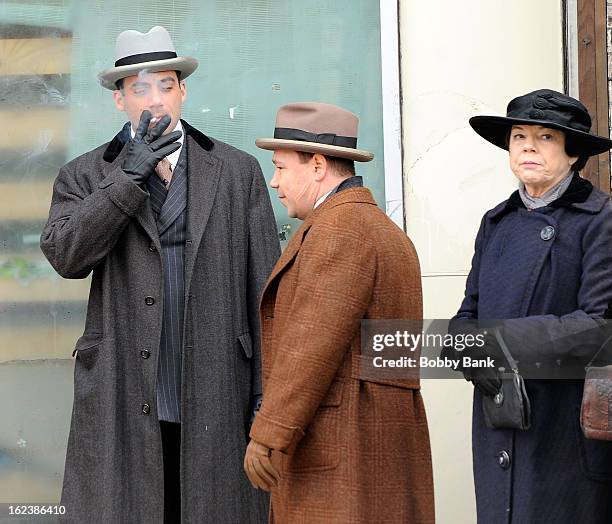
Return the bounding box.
[274,127,357,148]
[115,51,178,67]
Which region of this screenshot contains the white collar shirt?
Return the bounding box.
[314,189,333,209]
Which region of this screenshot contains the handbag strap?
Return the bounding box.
[587,331,612,367]
[492,329,519,374]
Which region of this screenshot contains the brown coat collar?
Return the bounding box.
[265,187,377,288]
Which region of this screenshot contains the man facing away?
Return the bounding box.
[244,102,434,523]
[40,26,279,523]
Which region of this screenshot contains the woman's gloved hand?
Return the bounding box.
[462,331,504,396]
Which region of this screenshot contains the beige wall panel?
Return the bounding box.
[1,109,69,151]
[0,38,71,75]
[0,325,82,363]
[400,1,564,522]
[402,0,564,276]
[420,275,476,522]
[0,279,89,304]
[0,181,54,221]
[0,471,60,503]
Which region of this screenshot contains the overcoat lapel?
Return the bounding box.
[263,222,311,293]
[184,134,222,295]
[134,185,161,251]
[263,187,377,294]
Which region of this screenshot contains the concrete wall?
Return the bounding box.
[399,1,565,521]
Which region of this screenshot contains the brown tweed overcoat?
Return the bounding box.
[250,187,435,523]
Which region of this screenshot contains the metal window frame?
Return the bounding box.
[380,0,405,229]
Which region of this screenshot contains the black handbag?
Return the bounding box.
[482,330,532,430]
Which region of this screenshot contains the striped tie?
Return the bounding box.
[155,158,173,189]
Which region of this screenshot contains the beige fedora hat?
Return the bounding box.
[98,26,198,90]
[256,102,374,162]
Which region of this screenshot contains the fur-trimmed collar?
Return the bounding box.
[102,119,214,162]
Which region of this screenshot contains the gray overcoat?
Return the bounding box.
[40,121,280,523]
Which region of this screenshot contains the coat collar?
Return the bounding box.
[102,118,214,162]
[264,187,377,287]
[304,186,376,227]
[489,172,605,221]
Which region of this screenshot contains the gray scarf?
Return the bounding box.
[518,171,574,209]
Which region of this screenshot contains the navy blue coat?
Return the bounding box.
[456,174,612,523]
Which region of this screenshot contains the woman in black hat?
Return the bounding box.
[455,89,612,523]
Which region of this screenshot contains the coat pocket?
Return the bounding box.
[72,333,105,370]
[72,333,114,403]
[287,379,343,473]
[350,353,420,390]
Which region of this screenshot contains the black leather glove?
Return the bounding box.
[121,110,182,186]
[462,332,503,396]
[470,370,502,397]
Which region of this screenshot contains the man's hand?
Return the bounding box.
[121,110,182,186]
[244,438,279,491]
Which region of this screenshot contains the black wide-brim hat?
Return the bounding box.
[469,89,612,156]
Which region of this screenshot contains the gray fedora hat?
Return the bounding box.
[256,102,374,162]
[98,26,198,90]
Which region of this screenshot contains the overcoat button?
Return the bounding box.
[540,226,555,241]
[140,350,151,359]
[142,403,151,415]
[494,392,504,406]
[148,243,156,252]
[145,296,155,306]
[498,450,511,469]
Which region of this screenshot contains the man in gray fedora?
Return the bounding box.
[41,26,278,523]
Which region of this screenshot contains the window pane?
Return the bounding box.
[0,0,384,503]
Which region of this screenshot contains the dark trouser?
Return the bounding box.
[160,421,181,524]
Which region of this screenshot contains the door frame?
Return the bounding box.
[568,0,611,192]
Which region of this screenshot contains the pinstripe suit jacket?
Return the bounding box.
[147,144,188,423]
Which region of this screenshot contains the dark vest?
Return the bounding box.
[147,144,188,423]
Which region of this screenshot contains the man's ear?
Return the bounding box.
[312,153,327,181]
[113,90,125,112]
[180,80,187,103]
